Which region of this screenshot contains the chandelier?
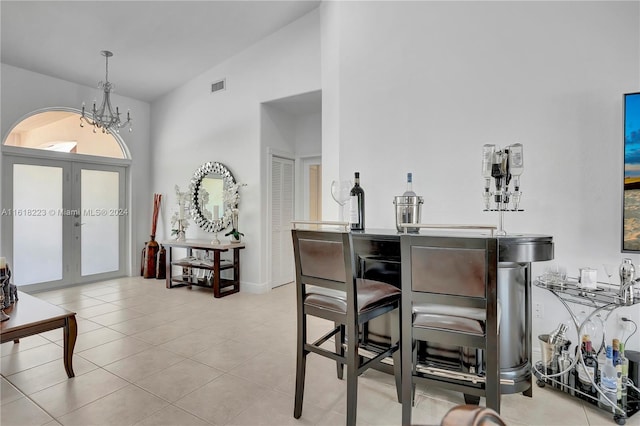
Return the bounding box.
[80,50,132,133]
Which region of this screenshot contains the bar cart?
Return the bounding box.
[533,277,639,425]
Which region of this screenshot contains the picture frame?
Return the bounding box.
[623,92,640,252]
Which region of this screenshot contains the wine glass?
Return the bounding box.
[331,180,352,222]
[603,263,616,285]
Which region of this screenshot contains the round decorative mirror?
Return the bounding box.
[189,162,237,233]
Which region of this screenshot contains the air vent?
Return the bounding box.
[211,79,226,93]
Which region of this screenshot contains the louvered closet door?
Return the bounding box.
[271,156,295,288]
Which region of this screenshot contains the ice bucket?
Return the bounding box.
[394,195,424,233]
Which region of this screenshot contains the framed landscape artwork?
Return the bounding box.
[623,92,640,252]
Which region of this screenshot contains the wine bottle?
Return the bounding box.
[576,337,598,400]
[403,173,416,197]
[349,172,365,231]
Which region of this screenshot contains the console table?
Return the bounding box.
[162,240,245,298]
[1,291,77,377]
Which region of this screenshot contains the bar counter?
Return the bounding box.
[350,228,554,396]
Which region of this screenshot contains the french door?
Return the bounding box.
[3,156,126,290]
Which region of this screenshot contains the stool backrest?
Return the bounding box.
[292,229,356,303]
[409,245,488,298]
[401,234,498,310]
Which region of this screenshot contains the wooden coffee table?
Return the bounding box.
[1,291,77,378]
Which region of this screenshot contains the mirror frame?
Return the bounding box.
[190,161,237,233]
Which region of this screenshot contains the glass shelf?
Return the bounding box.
[534,277,630,307]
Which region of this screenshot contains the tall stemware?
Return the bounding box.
[331,180,352,222]
[603,263,616,285]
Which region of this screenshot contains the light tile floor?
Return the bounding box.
[0,277,637,426]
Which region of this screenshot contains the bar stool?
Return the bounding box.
[291,225,402,426]
[400,233,500,426]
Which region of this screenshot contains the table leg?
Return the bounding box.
[233,248,240,293]
[165,246,172,289]
[213,251,221,298]
[63,315,77,378]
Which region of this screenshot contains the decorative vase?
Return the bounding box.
[155,246,166,280]
[231,208,239,231]
[143,235,159,279]
[229,208,242,243]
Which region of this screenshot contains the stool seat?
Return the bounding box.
[413,312,484,335]
[305,279,401,314]
[413,303,502,335]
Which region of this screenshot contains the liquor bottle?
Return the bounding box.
[559,349,573,394]
[482,145,496,181]
[403,173,416,197]
[599,345,618,408]
[482,145,495,209]
[508,143,524,177]
[612,339,622,401]
[349,172,365,231]
[508,143,524,210]
[618,341,629,402]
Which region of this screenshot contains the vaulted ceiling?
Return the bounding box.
[1,1,321,102]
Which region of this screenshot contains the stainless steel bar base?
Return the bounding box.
[352,229,553,396]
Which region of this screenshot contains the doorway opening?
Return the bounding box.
[261,90,321,290]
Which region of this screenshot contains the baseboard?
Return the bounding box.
[240,281,270,294]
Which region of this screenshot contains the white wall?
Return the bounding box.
[295,112,322,158]
[320,1,640,351]
[0,63,152,277]
[260,106,321,160]
[261,105,298,154]
[151,9,320,292]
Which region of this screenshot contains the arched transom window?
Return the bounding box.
[3,110,127,159]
